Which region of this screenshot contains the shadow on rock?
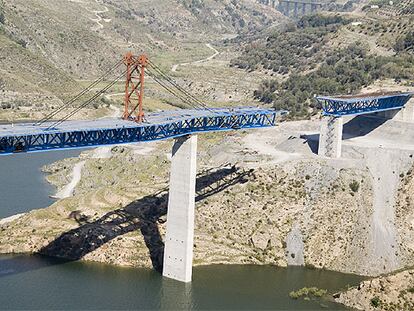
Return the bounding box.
[39,165,253,273]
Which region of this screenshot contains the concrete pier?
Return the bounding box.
[163,135,198,283]
[318,116,343,158]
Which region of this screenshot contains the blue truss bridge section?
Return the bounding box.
[0,107,285,155]
[316,92,414,117]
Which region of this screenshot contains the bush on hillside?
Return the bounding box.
[253,43,414,118]
[231,14,350,74]
[0,0,4,25]
[395,32,414,52]
[297,14,349,28]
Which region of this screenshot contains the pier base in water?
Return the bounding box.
[163,135,197,283]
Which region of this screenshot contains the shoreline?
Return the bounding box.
[0,213,26,225]
[52,161,86,199]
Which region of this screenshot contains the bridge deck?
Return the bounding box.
[317,92,414,117]
[0,107,284,155]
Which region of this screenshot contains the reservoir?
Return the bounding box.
[0,151,365,310]
[0,150,81,218]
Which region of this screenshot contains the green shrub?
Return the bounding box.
[395,32,414,52]
[370,296,381,308]
[232,12,414,119]
[289,287,327,300]
[349,180,360,193]
[0,0,4,25]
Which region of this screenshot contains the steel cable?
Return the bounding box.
[146,68,206,110]
[147,60,215,112]
[47,69,127,129]
[37,59,123,125]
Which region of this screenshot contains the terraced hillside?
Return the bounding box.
[0,0,284,121]
[363,0,414,16]
[232,11,414,118]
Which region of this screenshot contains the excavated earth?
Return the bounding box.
[1,115,414,310]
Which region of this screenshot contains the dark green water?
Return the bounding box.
[0,150,81,218]
[0,150,365,310]
[0,255,364,310]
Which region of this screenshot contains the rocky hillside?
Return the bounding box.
[336,269,414,310]
[0,0,285,120]
[1,0,283,81]
[0,132,375,275]
[231,10,414,118]
[2,116,414,279]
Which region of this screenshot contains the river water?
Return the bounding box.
[0,150,81,218]
[0,151,365,310]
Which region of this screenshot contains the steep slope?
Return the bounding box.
[231,11,414,118]
[0,132,376,276]
[2,0,284,79]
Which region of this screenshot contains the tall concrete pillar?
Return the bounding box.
[163,135,197,283]
[318,116,343,158]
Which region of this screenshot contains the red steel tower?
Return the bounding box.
[123,52,148,123]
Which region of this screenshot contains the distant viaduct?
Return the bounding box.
[257,0,324,17]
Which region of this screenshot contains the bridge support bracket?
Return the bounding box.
[163,135,197,283]
[318,116,343,158]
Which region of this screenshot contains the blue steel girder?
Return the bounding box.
[316,93,414,117]
[0,108,283,155]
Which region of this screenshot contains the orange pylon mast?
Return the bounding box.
[123,52,148,122]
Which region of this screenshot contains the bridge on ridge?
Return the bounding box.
[317,92,414,158]
[257,0,325,17]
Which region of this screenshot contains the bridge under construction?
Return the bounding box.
[317,92,413,158]
[0,52,287,283]
[0,51,413,283]
[0,108,279,155]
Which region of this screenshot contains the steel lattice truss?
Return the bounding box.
[316,93,414,117]
[0,108,285,155]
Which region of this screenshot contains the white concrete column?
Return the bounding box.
[318,116,343,158]
[163,135,197,283]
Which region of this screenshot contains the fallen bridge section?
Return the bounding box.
[0,108,285,155]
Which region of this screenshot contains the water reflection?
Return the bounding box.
[160,279,193,310]
[0,255,364,310]
[0,254,67,278]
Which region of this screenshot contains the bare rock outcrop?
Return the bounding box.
[336,269,414,311]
